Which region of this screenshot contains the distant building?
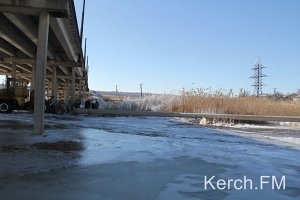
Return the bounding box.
[293,95,300,102]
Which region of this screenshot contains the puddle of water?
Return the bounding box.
[31,141,84,152]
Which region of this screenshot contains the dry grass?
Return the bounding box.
[96,89,300,116]
[169,90,300,116]
[102,95,124,102]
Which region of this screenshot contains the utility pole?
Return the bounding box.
[86,56,89,84]
[80,0,86,44]
[250,56,266,97]
[84,38,87,67]
[140,83,143,98]
[116,84,118,97]
[182,87,185,112]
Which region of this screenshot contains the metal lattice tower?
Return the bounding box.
[250,56,266,97]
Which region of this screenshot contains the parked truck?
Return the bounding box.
[0,77,30,113]
[0,77,64,114]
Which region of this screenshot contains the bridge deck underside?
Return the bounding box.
[0,0,88,102]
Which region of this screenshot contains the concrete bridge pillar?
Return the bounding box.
[64,79,70,105]
[31,64,36,91]
[33,11,50,134]
[81,80,86,99]
[51,65,57,100]
[46,81,50,99]
[11,62,16,78]
[70,67,76,106]
[79,80,84,99]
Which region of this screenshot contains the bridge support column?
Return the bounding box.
[11,62,16,78]
[31,64,36,91]
[46,81,50,99]
[70,67,75,106]
[33,11,50,134]
[79,80,83,99]
[64,79,70,105]
[51,65,57,100]
[81,80,85,99]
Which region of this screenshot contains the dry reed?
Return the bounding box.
[169,89,300,116]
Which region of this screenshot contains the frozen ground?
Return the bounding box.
[181,118,300,149]
[0,113,300,200]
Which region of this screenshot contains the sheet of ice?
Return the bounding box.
[210,122,300,149]
[1,113,300,199]
[176,117,300,148]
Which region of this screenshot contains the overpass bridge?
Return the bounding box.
[0,0,88,134]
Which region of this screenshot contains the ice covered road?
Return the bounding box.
[0,114,300,200]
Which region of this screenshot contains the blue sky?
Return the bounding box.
[75,0,300,94]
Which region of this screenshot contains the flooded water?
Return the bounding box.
[0,113,300,199]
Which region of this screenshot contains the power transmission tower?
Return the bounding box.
[250,56,266,97]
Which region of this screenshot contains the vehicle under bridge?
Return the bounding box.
[0,0,89,133]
